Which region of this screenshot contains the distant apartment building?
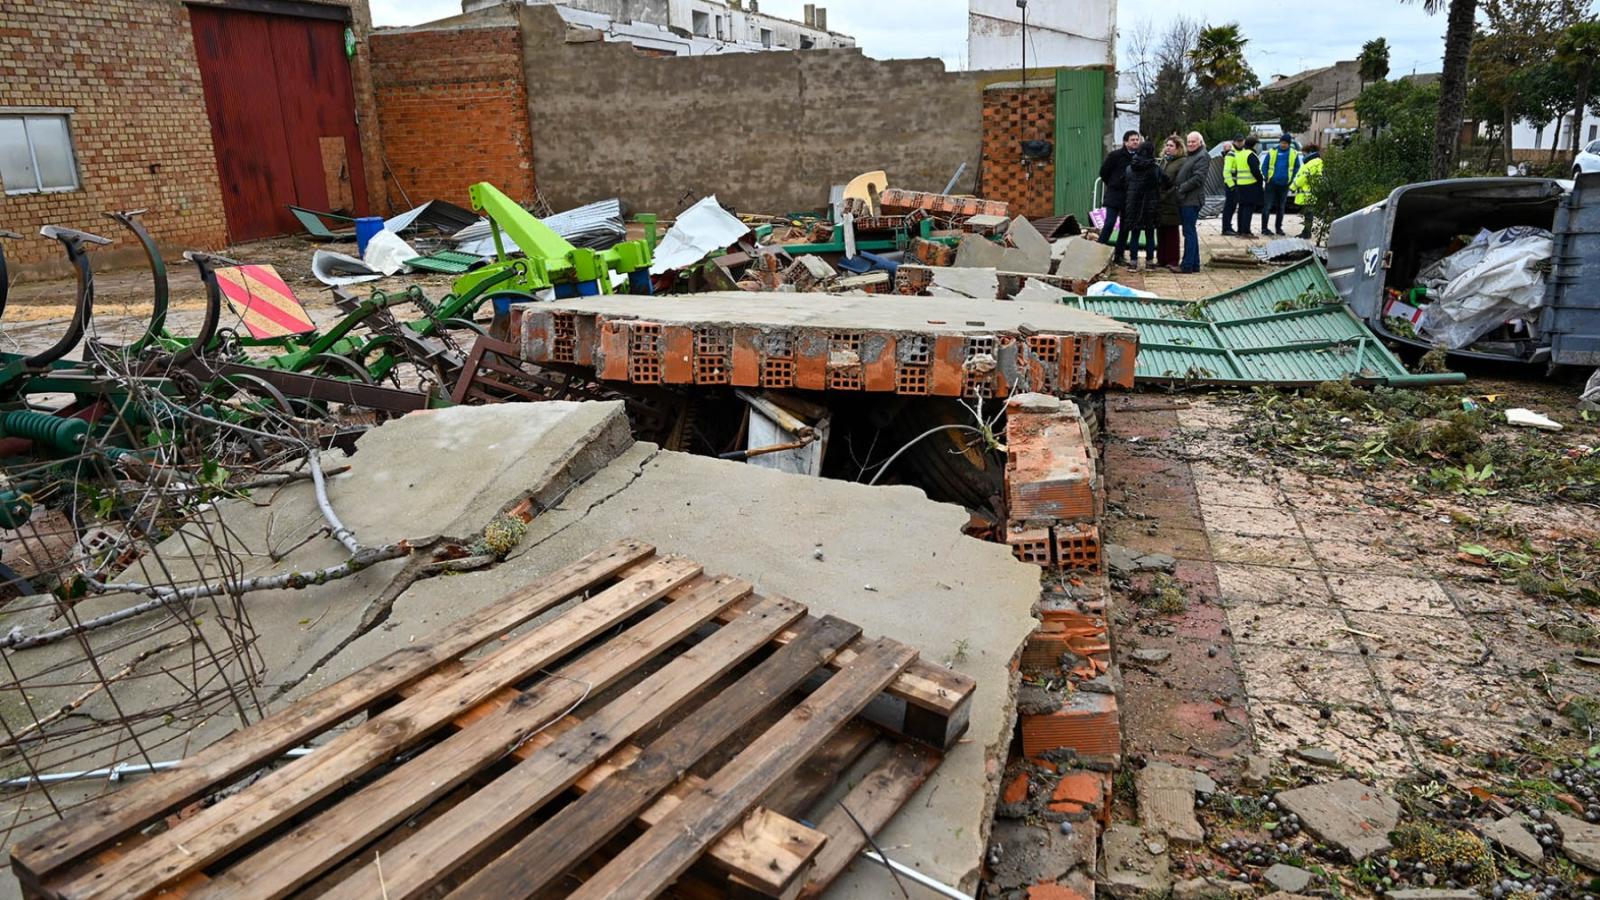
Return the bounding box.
[967,0,1116,71]
[459,0,854,55]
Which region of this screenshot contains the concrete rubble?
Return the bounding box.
[1274,779,1401,861]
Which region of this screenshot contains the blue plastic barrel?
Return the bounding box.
[354,216,384,256]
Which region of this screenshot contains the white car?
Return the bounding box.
[1577,139,1600,177]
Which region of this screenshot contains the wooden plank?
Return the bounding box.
[194,574,756,900]
[316,595,812,900]
[798,743,942,898]
[10,539,653,889]
[448,615,865,900]
[51,556,702,900]
[711,595,975,749]
[760,723,880,818]
[567,638,920,900]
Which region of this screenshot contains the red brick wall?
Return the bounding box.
[0,2,228,270]
[980,85,1055,219]
[370,25,535,210]
[0,0,384,274]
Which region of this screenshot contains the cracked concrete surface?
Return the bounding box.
[0,401,635,780]
[314,438,1043,896]
[2,401,1040,899]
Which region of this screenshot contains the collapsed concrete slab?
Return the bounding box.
[0,402,635,776]
[318,436,1042,896]
[519,290,1139,398]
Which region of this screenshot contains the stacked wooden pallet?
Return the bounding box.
[11,540,973,899]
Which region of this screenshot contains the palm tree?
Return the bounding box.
[1407,0,1478,179]
[1359,38,1392,87]
[1556,21,1600,154]
[1189,24,1251,116]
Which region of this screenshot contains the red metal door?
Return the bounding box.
[190,5,369,243]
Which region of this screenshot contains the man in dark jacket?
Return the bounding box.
[1174,131,1210,273]
[1097,130,1143,245]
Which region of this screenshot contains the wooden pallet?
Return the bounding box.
[11,539,974,899]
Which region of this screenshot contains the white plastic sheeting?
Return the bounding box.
[649,196,749,275]
[1418,227,1553,350]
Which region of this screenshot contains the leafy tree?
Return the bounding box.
[1355,78,1441,136]
[1556,20,1600,153]
[1404,0,1480,178]
[1511,60,1580,160]
[1472,0,1586,165]
[1306,83,1440,231]
[1359,38,1392,86]
[1193,110,1251,146]
[1261,82,1314,134]
[1188,24,1251,116]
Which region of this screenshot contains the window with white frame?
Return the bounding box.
[0,111,79,195]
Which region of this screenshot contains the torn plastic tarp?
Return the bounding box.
[363,230,417,276]
[310,231,419,286]
[649,196,749,275]
[1418,226,1552,350]
[312,250,381,286]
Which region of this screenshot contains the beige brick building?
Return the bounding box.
[0,0,384,275]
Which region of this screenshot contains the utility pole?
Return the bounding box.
[1018,0,1028,84]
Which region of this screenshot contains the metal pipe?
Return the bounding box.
[1,747,315,789]
[858,849,976,900]
[734,389,814,438]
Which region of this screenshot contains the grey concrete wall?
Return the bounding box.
[516,4,986,214]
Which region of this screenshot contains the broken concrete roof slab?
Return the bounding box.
[519,291,1138,396]
[0,403,639,779]
[318,437,1042,896]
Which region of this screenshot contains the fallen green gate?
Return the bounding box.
[1065,258,1465,386]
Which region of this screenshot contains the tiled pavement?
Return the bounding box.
[1113,213,1307,300]
[1107,393,1586,784]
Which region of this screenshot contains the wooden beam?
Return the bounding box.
[316,596,812,900]
[10,540,654,891]
[51,556,701,899]
[448,615,865,900]
[567,638,919,900]
[194,576,758,900]
[798,743,942,898]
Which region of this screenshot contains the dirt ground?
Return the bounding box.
[1,235,460,358]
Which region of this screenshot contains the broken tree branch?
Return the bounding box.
[1,449,412,652]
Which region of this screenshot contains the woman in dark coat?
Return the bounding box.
[1114,145,1161,270]
[1156,135,1185,269]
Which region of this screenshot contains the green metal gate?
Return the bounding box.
[1053,69,1105,221]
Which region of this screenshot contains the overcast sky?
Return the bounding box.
[369,0,1452,83]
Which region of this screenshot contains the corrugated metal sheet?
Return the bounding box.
[1054,69,1104,221]
[1066,258,1463,386]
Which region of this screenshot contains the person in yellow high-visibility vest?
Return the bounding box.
[1220,134,1246,235]
[1290,144,1324,238]
[1228,136,1262,237]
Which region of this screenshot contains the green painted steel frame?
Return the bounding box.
[1066,258,1466,386]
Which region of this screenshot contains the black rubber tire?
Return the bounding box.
[882,398,1006,512]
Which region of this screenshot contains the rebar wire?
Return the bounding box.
[0,336,340,848]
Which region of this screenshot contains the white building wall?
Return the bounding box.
[968,0,1115,70]
[1511,113,1600,153]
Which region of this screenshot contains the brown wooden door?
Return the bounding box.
[189,5,369,243]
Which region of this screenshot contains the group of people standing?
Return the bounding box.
[1096,130,1324,274]
[1220,134,1322,239]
